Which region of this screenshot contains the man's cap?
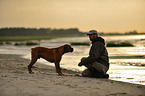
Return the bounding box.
[87,30,98,35]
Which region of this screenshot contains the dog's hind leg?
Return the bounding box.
[28,48,38,74]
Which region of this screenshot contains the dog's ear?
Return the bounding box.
[64,45,68,50]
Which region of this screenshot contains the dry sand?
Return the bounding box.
[0,54,145,96]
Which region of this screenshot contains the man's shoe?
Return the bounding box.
[90,68,109,78]
[91,74,109,79]
[102,74,109,78]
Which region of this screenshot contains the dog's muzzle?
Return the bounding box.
[70,48,74,52]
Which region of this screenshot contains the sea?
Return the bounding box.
[0,35,145,85]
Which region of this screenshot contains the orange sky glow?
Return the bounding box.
[0,0,145,33]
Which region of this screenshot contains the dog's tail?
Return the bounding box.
[31,47,40,59]
[31,48,34,50]
[31,48,34,55]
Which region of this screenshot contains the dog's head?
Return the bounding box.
[64,44,74,53]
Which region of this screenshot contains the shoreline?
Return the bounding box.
[0,54,145,96]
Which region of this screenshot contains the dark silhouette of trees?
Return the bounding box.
[0,27,83,36]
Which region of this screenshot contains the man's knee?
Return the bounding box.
[92,62,108,75]
[82,69,92,77]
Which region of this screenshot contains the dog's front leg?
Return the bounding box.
[54,60,63,75]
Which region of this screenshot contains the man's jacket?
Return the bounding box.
[81,37,109,68]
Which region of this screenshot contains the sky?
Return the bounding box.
[0,0,145,33]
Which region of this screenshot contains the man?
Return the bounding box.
[78,30,109,78]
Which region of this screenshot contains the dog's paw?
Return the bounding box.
[29,72,35,74]
[58,73,64,76]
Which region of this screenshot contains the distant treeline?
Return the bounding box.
[0,27,84,36]
[0,27,145,37]
[99,30,145,36]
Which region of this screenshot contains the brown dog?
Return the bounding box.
[28,44,73,75]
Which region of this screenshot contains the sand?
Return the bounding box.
[0,54,145,96]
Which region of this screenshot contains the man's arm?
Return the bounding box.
[79,42,103,65]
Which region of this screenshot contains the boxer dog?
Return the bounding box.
[28,44,73,75]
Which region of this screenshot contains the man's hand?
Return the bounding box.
[78,62,83,67]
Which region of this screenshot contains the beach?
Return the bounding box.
[0,54,145,96]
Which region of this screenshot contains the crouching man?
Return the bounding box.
[78,30,110,78]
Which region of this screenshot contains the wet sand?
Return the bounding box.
[0,54,145,96]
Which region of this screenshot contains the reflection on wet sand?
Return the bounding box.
[0,35,145,85]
